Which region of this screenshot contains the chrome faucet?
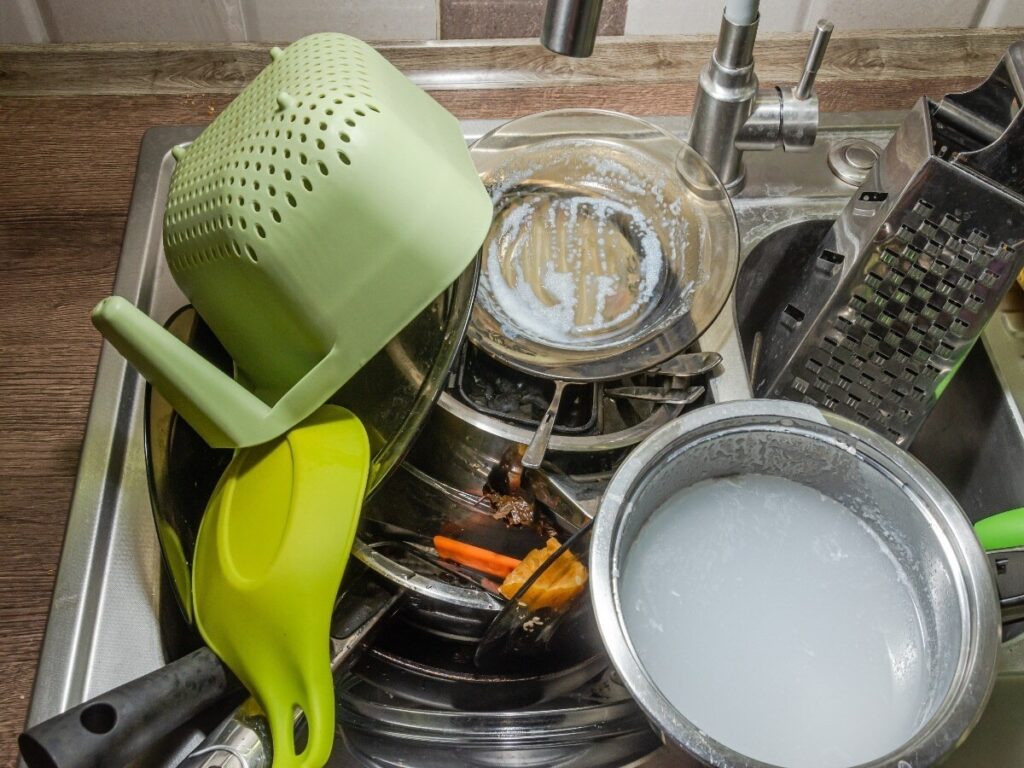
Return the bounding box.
[542,0,604,57]
[541,0,833,193]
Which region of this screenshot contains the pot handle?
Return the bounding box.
[18,647,241,768]
[975,508,1024,625]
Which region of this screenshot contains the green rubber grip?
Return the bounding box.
[975,507,1024,551]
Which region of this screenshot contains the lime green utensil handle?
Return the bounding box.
[264,660,335,768]
[93,297,271,447]
[975,507,1024,551]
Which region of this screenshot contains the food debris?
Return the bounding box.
[499,538,588,611]
[522,616,545,632]
[485,490,536,527]
[433,535,521,579]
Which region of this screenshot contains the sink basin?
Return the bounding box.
[23,112,1024,768]
[734,217,1024,523]
[735,219,1024,768]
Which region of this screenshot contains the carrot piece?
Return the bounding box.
[433,535,522,579]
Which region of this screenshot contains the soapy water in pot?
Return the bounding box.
[621,474,930,768]
[478,141,696,348]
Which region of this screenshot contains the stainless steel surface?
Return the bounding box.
[989,550,1024,621]
[733,89,781,152]
[648,350,722,377]
[795,19,834,100]
[605,384,705,405]
[777,83,819,150]
[827,136,881,185]
[755,47,1024,446]
[687,10,831,190]
[25,111,1024,768]
[591,400,1002,768]
[541,0,603,58]
[336,669,661,768]
[177,707,269,768]
[687,14,760,191]
[522,379,567,469]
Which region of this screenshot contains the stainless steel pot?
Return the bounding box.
[591,399,1002,768]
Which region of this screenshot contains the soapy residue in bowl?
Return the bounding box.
[621,473,929,768]
[479,141,694,348]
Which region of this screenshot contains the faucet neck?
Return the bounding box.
[687,12,763,191]
[715,14,759,70]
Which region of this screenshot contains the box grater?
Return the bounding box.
[753,42,1024,446]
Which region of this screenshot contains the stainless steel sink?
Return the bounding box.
[733,216,1024,524]
[22,112,1024,768]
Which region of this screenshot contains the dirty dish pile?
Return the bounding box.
[336,668,661,768]
[468,109,738,469]
[68,31,492,768]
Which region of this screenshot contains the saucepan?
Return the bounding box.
[591,399,1024,768]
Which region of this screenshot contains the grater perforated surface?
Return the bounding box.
[782,194,1019,445]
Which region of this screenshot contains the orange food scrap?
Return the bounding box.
[499,538,588,611]
[433,535,522,579]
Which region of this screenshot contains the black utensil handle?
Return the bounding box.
[19,647,241,768]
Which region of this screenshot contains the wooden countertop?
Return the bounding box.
[2,27,1022,765]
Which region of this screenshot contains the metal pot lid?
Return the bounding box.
[468,109,739,382]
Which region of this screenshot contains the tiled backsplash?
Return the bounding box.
[4,0,1022,43]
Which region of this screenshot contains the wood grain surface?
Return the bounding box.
[1,28,1022,766]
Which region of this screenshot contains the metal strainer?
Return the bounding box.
[93,33,492,448]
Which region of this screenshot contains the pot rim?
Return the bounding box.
[590,399,1001,768]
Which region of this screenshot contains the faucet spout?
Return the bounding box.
[541,0,603,58]
[689,10,833,192]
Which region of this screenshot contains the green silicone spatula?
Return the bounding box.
[193,404,369,768]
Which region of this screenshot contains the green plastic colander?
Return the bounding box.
[93,33,492,449]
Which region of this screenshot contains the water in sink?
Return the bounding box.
[621,473,929,768]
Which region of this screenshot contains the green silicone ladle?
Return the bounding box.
[193,404,369,768]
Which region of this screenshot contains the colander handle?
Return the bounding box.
[92,296,275,448]
[93,296,345,449]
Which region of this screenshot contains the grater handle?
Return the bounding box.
[795,19,833,100]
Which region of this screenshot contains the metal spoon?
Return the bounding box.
[520,352,719,469]
[605,384,706,406]
[522,379,567,469]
